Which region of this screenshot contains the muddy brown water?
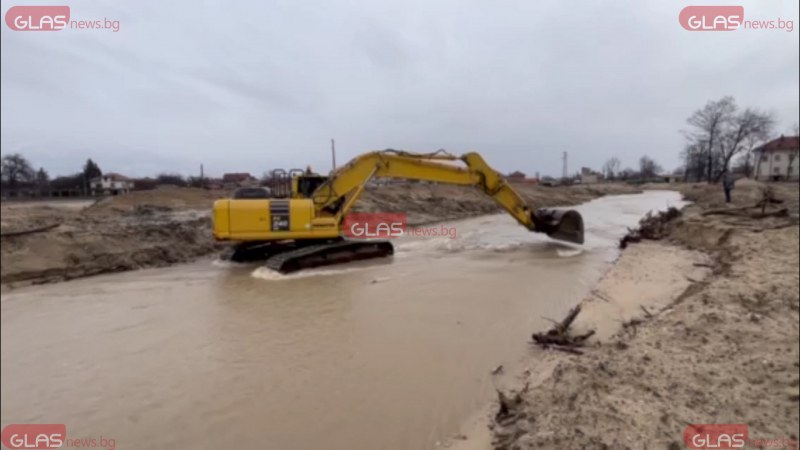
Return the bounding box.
[1,191,684,450]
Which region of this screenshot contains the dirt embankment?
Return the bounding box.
[0,187,230,287]
[358,183,640,225]
[487,181,800,450]
[0,183,638,287]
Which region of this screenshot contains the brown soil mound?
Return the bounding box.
[359,183,640,225]
[89,186,232,213]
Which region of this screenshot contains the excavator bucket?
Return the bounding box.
[531,209,585,244]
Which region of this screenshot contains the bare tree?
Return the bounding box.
[639,156,662,179]
[684,97,774,183]
[34,168,50,196]
[36,168,49,185]
[619,167,637,180]
[744,130,766,179]
[1,153,36,189]
[602,157,621,180]
[714,108,774,181]
[681,141,707,182]
[686,96,736,182]
[734,151,753,177]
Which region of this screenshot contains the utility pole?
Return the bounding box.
[200,163,205,188]
[562,151,568,180]
[331,139,337,171]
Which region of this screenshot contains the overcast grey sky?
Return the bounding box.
[1,0,798,178]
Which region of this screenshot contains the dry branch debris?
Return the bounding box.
[495,381,529,422]
[531,305,595,354]
[619,207,682,248]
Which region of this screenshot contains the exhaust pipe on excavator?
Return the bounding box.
[531,209,585,244]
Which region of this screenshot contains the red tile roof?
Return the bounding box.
[755,136,799,153]
[104,173,131,181]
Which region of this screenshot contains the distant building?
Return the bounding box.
[505,170,540,185]
[579,167,602,184]
[753,136,800,181]
[506,171,527,182]
[90,173,134,196]
[222,173,258,188]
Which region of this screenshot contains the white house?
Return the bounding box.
[753,136,800,181]
[90,173,135,195]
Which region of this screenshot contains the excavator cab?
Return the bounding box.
[294,175,328,199]
[264,169,329,199]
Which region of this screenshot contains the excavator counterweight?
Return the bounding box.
[213,150,585,272]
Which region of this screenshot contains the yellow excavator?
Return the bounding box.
[212,150,584,273]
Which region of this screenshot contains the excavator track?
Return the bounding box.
[265,239,394,274]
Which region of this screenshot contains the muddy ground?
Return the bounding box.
[0,182,638,287]
[485,181,800,450]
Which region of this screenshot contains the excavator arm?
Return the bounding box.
[311,150,584,244]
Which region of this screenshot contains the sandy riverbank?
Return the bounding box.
[0,183,638,287]
[449,181,799,449]
[446,241,713,450]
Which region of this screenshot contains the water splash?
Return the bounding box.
[556,248,584,258]
[250,265,371,281]
[211,259,246,268]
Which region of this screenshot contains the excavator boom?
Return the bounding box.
[213,149,584,272]
[310,150,584,244]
